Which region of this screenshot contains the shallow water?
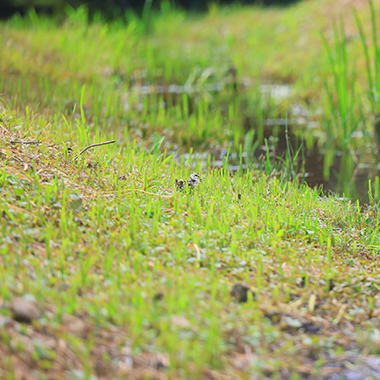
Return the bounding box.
[129,79,378,202]
[175,125,379,203]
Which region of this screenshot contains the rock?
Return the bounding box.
[230,284,255,303]
[153,292,164,301]
[9,297,42,323]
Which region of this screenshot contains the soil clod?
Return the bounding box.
[153,292,164,301]
[230,284,255,303]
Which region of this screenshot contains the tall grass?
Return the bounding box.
[321,19,361,150]
[320,13,375,198]
[354,0,380,140]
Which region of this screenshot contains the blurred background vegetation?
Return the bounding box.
[2,0,379,202]
[1,0,301,20]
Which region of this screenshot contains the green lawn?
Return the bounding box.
[2,1,380,379]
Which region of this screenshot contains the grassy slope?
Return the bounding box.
[2,105,380,379]
[1,1,380,379]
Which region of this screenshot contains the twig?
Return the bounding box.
[2,201,32,214]
[79,140,116,156]
[10,140,42,145]
[194,244,201,261]
[9,155,24,163]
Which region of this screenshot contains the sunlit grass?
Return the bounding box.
[2,1,380,378]
[2,97,380,377]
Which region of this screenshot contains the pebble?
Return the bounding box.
[230,284,255,303]
[9,297,42,323]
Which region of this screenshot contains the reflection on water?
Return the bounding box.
[176,125,378,203]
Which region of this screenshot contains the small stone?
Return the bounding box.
[94,359,114,377]
[153,292,164,301]
[171,315,191,328]
[9,297,42,323]
[230,284,255,303]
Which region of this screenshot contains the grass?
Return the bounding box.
[3,104,380,378]
[2,0,380,378]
